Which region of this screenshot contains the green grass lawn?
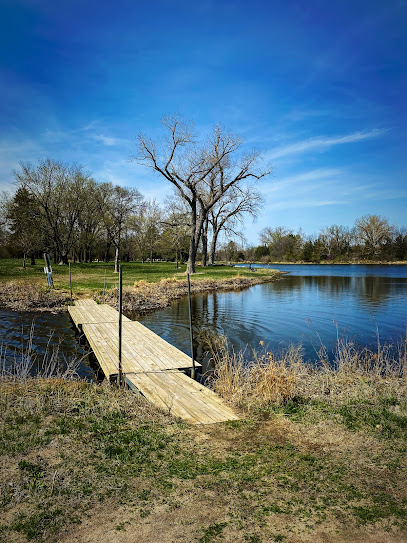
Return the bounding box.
[0,258,277,296]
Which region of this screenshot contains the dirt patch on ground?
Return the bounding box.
[56,415,407,543]
[56,492,407,543]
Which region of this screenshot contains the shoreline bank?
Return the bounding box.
[234,260,407,266]
[97,273,283,316]
[0,270,283,313]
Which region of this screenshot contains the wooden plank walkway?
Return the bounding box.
[69,299,238,424]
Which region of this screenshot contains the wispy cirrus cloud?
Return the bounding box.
[267,199,347,210]
[263,168,343,194]
[267,128,387,160]
[91,134,125,146]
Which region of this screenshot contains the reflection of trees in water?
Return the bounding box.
[138,275,407,370]
[271,275,407,310]
[353,276,407,309]
[192,291,267,363]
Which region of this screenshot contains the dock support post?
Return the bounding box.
[69,262,72,303]
[118,265,123,387]
[187,273,196,380]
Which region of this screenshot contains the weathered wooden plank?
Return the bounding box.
[145,372,222,424]
[123,321,201,370]
[161,371,238,422]
[127,372,214,424]
[125,372,201,424]
[122,323,200,371]
[127,371,238,424]
[82,321,200,373]
[68,300,130,326]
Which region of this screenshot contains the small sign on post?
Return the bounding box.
[43,253,54,289]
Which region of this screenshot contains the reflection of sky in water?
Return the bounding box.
[138,267,407,367]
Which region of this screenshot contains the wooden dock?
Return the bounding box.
[68,299,238,424]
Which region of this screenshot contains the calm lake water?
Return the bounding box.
[136,265,407,369]
[0,309,92,378]
[1,265,406,375]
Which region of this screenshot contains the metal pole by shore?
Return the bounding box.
[69,263,72,302]
[118,265,123,386]
[103,268,106,302]
[187,273,196,380]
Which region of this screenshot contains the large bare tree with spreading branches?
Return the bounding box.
[135,115,271,273]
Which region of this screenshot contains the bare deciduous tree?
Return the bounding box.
[260,226,303,261]
[14,159,92,265]
[98,183,143,272]
[128,199,162,263]
[319,224,352,260]
[135,115,271,273]
[355,215,393,259]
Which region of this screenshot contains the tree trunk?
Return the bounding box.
[187,214,205,274]
[209,229,219,265]
[187,201,206,274]
[104,240,111,263]
[187,238,198,274]
[30,254,36,265]
[201,217,208,267]
[23,253,26,269]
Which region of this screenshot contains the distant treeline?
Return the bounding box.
[244,218,407,263]
[0,158,405,267]
[0,159,192,270]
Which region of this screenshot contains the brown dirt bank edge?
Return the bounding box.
[0,280,70,313]
[94,273,283,316]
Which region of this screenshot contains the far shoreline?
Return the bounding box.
[232,260,407,266]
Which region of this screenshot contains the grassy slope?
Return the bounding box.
[0,259,278,297]
[0,379,406,543]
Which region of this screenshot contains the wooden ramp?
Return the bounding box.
[69,299,238,424]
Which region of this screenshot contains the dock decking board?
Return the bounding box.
[125,371,238,424]
[68,299,237,424]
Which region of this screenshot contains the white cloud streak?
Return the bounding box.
[267,128,387,160]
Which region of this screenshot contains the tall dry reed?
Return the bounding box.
[209,333,407,410]
[0,322,82,382]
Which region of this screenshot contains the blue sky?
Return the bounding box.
[1,0,406,244]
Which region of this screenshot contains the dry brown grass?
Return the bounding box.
[210,338,302,407]
[0,281,69,312]
[210,335,407,410]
